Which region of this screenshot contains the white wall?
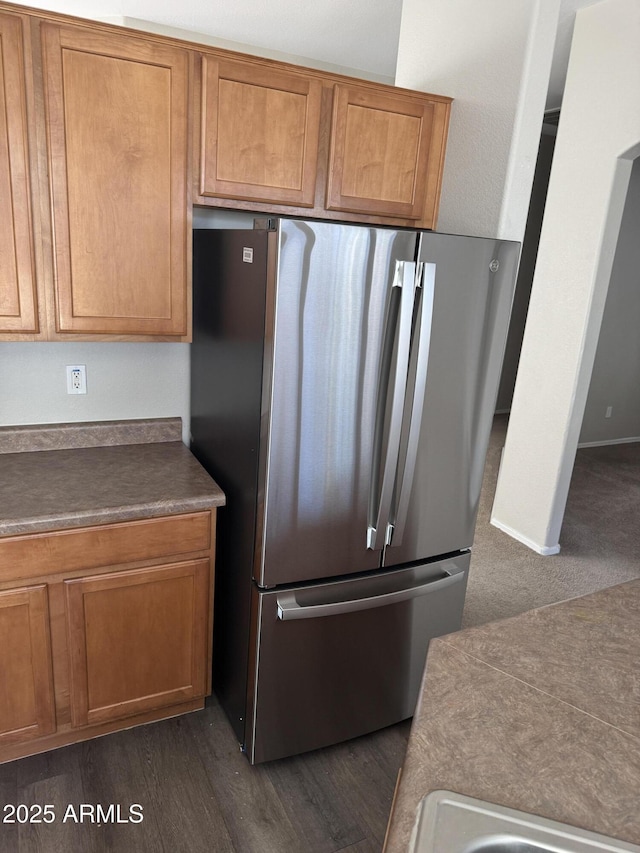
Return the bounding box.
[0,344,191,442]
[491,0,640,554]
[579,158,640,446]
[395,0,560,240]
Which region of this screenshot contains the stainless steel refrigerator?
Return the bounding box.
[190,218,518,764]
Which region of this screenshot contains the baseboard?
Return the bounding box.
[490,517,561,556]
[578,436,640,448]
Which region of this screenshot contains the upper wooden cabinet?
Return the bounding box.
[196,55,451,227]
[326,84,449,226]
[41,23,191,338]
[0,13,38,334]
[0,3,453,345]
[200,56,322,207]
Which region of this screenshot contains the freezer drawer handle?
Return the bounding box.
[276,570,464,620]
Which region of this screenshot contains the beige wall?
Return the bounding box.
[0,344,191,443]
[579,158,640,445]
[491,0,640,553]
[395,0,560,240]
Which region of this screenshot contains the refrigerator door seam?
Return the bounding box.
[246,587,264,763]
[254,229,281,587]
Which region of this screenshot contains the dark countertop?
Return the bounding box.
[384,578,640,851]
[0,419,225,536]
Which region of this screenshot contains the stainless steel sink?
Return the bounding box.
[410,791,640,852]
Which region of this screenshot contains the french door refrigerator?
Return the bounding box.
[190,218,518,764]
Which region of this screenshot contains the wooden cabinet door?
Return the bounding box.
[0,585,55,744]
[65,560,210,727]
[0,13,38,334]
[327,84,448,224]
[200,56,322,206]
[41,24,190,337]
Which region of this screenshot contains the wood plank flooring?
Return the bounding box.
[0,697,410,852]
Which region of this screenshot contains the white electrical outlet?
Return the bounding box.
[605,406,613,418]
[66,365,87,395]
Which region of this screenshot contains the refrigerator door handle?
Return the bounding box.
[387,262,437,547]
[276,569,464,620]
[368,260,417,551]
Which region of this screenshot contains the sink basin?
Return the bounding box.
[471,846,560,852]
[410,791,640,853]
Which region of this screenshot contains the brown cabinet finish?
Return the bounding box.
[327,84,450,225]
[0,1,452,344]
[196,57,451,227]
[65,559,210,727]
[0,13,38,334]
[0,584,55,744]
[0,511,212,584]
[0,510,217,763]
[41,23,191,338]
[201,56,322,207]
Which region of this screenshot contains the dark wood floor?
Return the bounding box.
[0,697,410,852]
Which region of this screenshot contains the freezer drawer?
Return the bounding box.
[246,552,469,764]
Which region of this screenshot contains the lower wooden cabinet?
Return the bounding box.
[0,510,216,763]
[65,559,210,727]
[0,585,55,744]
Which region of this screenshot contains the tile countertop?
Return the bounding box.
[0,418,225,536]
[384,578,640,852]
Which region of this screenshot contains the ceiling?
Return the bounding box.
[14,0,602,103]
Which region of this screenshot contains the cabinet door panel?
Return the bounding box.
[0,585,55,744]
[200,57,321,206]
[42,24,189,336]
[327,85,447,222]
[0,13,37,333]
[65,560,210,727]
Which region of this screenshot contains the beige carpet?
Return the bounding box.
[463,414,640,627]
